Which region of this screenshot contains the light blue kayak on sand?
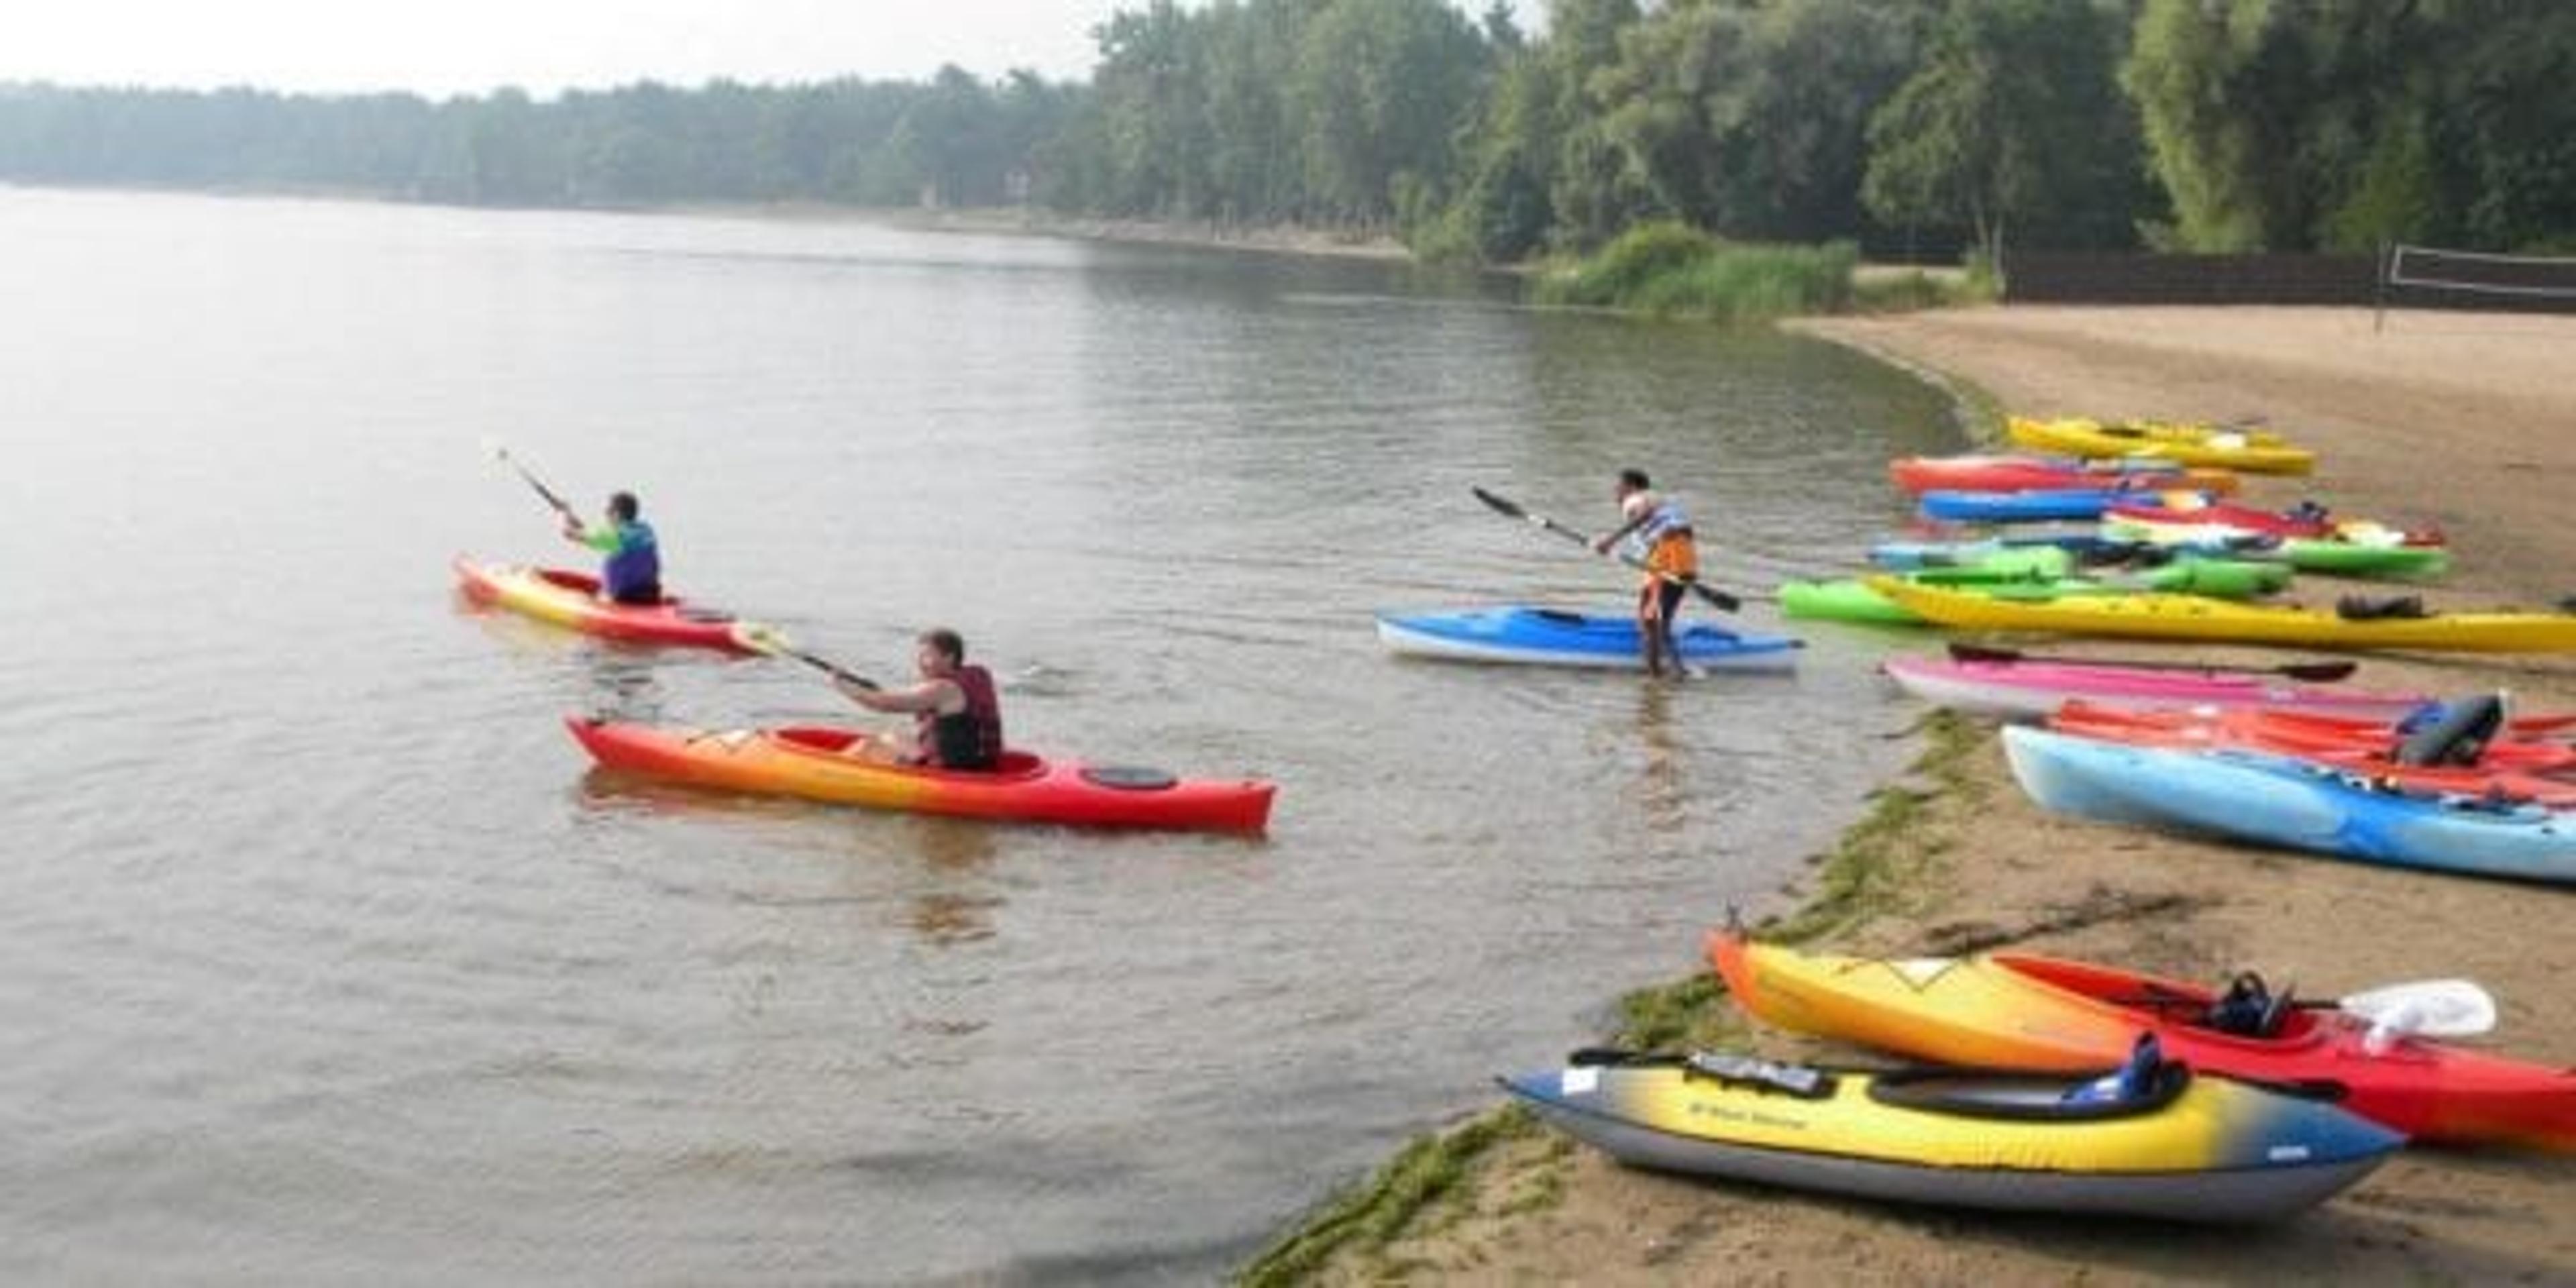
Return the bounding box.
[1375,606,1802,671]
[2002,725,2576,884]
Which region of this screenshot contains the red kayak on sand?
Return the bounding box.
[566,717,1276,833]
[453,556,758,653]
[1709,930,2576,1150]
[2105,499,2446,545]
[2053,698,2576,769]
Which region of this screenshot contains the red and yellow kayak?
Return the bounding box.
[1888,453,2239,496]
[1708,930,2576,1150]
[566,717,1276,833]
[453,556,755,653]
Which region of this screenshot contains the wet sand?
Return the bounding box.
[1264,305,2576,1285]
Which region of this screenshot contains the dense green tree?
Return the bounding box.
[1291,0,1485,224]
[2122,0,2305,250]
[2125,0,2576,253]
[1595,0,1921,243]
[1536,0,1652,250]
[1865,0,2144,266]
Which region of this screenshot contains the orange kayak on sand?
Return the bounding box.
[1707,930,2576,1150]
[566,717,1277,833]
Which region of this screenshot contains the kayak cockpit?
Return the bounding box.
[767,728,1046,780]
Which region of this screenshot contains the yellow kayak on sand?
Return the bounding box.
[2008,416,2316,474]
[1501,1048,2400,1222]
[1867,576,2576,653]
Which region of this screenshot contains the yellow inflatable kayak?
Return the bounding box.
[2008,417,2316,474]
[1501,1049,2399,1222]
[1867,576,2576,653]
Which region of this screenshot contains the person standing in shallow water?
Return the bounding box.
[834,628,1006,771]
[1591,468,1701,677]
[561,490,663,604]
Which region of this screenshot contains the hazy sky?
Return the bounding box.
[3,1,1542,97]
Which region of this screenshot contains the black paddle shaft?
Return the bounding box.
[1470,487,1742,613]
[496,448,579,519]
[1945,642,2355,684]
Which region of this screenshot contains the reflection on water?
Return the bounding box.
[908,817,1003,947]
[1631,681,1687,840]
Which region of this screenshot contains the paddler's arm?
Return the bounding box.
[1591,514,1646,555]
[562,517,619,550]
[836,677,960,715]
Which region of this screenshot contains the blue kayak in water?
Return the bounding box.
[1375,607,1802,671]
[2002,726,2576,884]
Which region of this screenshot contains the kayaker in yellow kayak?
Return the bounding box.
[559,490,663,605]
[1591,468,1701,677]
[833,628,1006,771]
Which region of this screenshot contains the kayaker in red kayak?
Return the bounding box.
[833,627,1006,771]
[1591,469,1701,677]
[559,490,664,605]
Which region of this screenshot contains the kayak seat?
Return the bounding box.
[2392,694,2506,767]
[2204,971,2272,1036]
[2337,594,2428,621]
[2257,983,2299,1039]
[1874,1054,2188,1121]
[2057,1032,2170,1108]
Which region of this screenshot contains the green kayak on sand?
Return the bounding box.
[1782,559,2292,625]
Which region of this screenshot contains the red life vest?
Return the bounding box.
[916,664,1004,771]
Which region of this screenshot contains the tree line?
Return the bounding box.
[1,0,2567,262]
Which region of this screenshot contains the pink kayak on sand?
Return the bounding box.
[1879,653,2447,722]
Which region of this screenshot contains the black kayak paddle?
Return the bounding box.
[1471,486,1742,613]
[1945,642,2357,684]
[731,623,882,691]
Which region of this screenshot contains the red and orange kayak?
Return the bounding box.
[1708,930,2576,1150]
[2049,700,2576,804]
[1889,453,2237,496]
[566,717,1276,833]
[453,556,756,653]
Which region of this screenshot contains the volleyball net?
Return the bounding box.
[2377,243,2576,328]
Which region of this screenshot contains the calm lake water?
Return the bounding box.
[0,187,1959,1283]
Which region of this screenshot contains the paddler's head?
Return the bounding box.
[916,627,966,679]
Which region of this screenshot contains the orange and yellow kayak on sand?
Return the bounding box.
[1708,930,2576,1150]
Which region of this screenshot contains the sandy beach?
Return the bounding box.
[1258,305,2576,1285]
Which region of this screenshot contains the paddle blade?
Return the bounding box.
[1685,580,1743,613]
[1470,486,1529,520]
[2340,978,2496,1042]
[729,621,793,657]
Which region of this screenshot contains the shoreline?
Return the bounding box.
[1250,305,2576,1285]
[743,201,1417,262]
